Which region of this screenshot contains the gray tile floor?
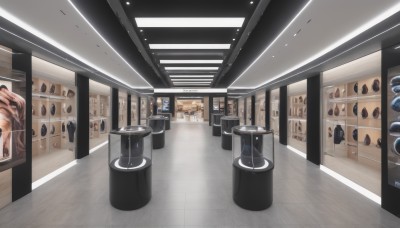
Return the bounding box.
[1,122,400,227]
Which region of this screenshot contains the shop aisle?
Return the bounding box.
[0,122,399,227]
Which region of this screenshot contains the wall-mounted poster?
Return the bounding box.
[0,70,26,172]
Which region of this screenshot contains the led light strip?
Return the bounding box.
[32,160,78,190]
[89,141,108,154]
[0,3,152,89]
[169,75,214,78]
[171,79,213,81]
[320,166,381,204]
[166,67,219,70]
[230,0,400,89]
[150,44,231,49]
[135,17,245,28]
[287,146,307,159]
[160,60,223,64]
[0,47,12,54]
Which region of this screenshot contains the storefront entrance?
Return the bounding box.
[175,97,206,122]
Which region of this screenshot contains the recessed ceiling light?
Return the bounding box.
[165,67,219,70]
[293,33,297,37]
[250,1,254,5]
[135,17,245,27]
[395,45,400,49]
[272,55,275,58]
[160,60,223,64]
[237,29,240,32]
[149,44,231,49]
[169,75,214,78]
[233,38,236,41]
[285,43,288,46]
[144,38,147,41]
[171,79,213,81]
[140,29,143,32]
[126,1,131,5]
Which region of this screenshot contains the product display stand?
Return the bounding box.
[109,126,152,210]
[148,115,166,149]
[212,113,224,136]
[232,126,275,211]
[221,116,240,150]
[159,113,171,130]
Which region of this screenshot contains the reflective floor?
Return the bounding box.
[0,122,399,227]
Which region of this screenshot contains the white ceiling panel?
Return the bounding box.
[230,0,400,89]
[0,0,152,89]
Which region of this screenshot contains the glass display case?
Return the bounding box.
[212,113,224,136]
[388,67,400,189]
[159,113,171,130]
[227,98,238,116]
[221,116,240,150]
[270,89,280,135]
[109,126,152,210]
[147,115,166,149]
[232,125,274,211]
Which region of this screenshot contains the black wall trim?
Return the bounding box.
[127,94,131,126]
[279,86,287,145]
[251,95,255,125]
[381,44,400,217]
[76,74,89,159]
[265,90,271,130]
[111,88,119,130]
[306,75,321,165]
[12,52,32,201]
[224,96,228,116]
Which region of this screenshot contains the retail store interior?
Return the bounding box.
[1,0,400,227]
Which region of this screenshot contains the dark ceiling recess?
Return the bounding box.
[71,0,169,88]
[108,0,271,88]
[216,0,309,88]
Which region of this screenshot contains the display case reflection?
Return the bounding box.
[0,70,26,172]
[108,126,152,170]
[232,126,274,170]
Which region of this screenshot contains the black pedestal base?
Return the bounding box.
[152,132,165,149]
[109,158,152,210]
[233,158,273,211]
[222,134,232,150]
[212,125,221,136]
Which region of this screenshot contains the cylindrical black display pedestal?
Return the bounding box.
[212,125,221,136]
[159,113,171,130]
[222,133,232,150]
[109,158,152,210]
[152,132,165,149]
[233,159,273,211]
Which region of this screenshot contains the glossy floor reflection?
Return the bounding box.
[0,122,399,227]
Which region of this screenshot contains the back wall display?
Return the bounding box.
[0,70,26,172]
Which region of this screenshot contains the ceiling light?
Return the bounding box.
[237,29,240,31]
[293,33,297,37]
[0,47,12,54]
[140,29,143,32]
[135,17,245,28]
[272,55,275,58]
[285,43,288,46]
[160,60,223,64]
[149,44,230,49]
[233,38,236,41]
[173,82,211,84]
[169,75,214,78]
[126,1,131,5]
[171,79,213,81]
[144,38,147,41]
[395,45,400,49]
[165,67,219,70]
[250,1,254,4]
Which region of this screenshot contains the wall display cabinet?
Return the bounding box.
[140,97,148,125]
[31,57,76,182]
[255,91,266,127]
[288,80,307,153]
[270,89,280,136]
[89,80,110,150]
[118,91,127,128]
[212,97,225,113]
[156,97,170,113]
[227,98,238,116]
[239,98,245,125]
[131,95,138,125]
[322,51,381,196]
[246,97,252,125]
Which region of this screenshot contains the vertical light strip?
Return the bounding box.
[320,165,381,205]
[32,160,78,190]
[287,145,307,159]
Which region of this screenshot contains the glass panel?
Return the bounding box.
[140,97,148,125]
[238,98,245,125]
[118,91,128,128]
[255,91,266,127]
[131,95,138,125]
[246,97,252,125]
[32,57,76,182]
[89,80,110,150]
